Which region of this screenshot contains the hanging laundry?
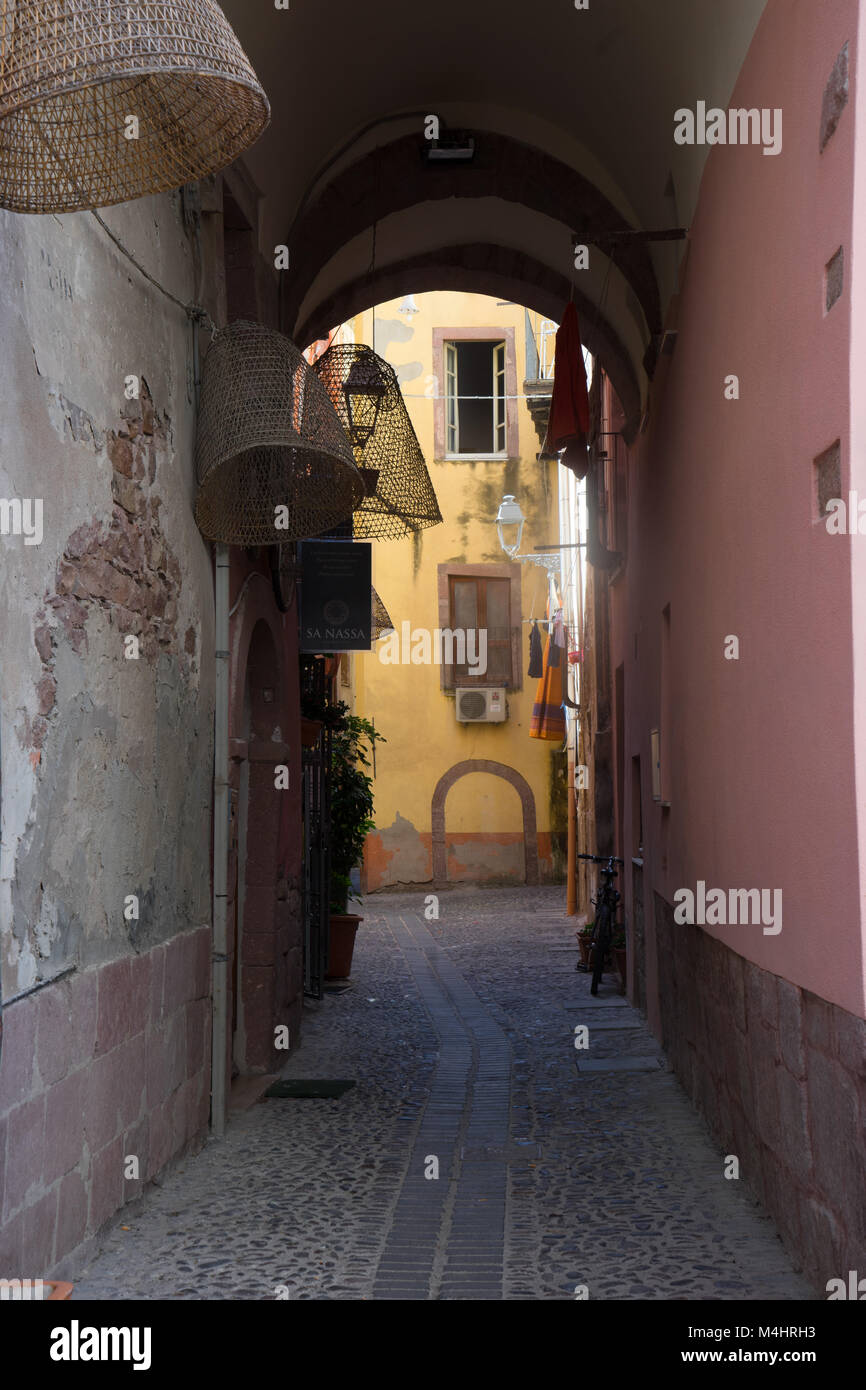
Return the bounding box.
[543,301,590,478]
[528,621,544,678]
[530,632,567,741]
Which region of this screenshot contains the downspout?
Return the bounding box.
[211,542,230,1137]
[560,460,577,916]
[192,309,229,1140]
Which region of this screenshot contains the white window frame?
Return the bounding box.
[444,339,508,460]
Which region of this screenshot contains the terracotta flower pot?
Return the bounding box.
[577,934,594,968]
[327,914,362,979]
[300,717,322,748]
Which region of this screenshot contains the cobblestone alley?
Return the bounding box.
[72,888,814,1301]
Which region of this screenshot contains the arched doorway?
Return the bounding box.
[230,612,289,1075]
[431,759,539,887]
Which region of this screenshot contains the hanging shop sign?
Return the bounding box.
[299,542,372,652]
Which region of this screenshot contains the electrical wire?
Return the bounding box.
[90,208,214,330]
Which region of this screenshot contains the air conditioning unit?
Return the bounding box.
[455,687,506,723]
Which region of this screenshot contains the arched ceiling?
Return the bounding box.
[221,0,768,423]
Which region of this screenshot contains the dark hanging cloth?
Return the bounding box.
[528,620,544,678]
[543,302,590,478]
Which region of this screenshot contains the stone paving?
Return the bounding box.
[71,887,815,1300]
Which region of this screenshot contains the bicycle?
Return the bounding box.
[576,852,624,995]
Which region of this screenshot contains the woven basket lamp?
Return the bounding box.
[194,321,366,546]
[314,343,442,542]
[371,586,394,640]
[0,0,269,213]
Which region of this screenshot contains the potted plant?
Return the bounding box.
[325,702,384,979]
[612,927,627,993]
[577,921,595,970]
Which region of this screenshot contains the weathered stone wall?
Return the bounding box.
[0,190,215,1274]
[654,893,866,1290]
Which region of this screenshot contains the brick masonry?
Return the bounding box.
[0,926,212,1278]
[654,892,866,1286]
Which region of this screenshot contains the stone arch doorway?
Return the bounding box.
[431,759,539,887]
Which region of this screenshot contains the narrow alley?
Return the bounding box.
[2,0,865,1353]
[71,889,809,1302]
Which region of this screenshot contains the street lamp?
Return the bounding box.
[496,494,526,557]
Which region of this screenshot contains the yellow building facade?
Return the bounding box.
[343,291,568,889]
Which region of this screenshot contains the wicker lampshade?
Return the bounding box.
[371,586,394,640]
[314,343,442,541]
[0,1,270,214]
[194,321,365,545]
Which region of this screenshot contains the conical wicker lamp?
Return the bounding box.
[314,343,442,541]
[371,586,394,640]
[0,0,270,213]
[194,321,366,546]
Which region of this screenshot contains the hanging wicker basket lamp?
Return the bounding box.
[194,321,366,546]
[0,0,270,214]
[314,343,442,542]
[371,586,394,640]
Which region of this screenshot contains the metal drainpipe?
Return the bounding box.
[192,309,230,1140]
[559,460,578,916]
[211,542,230,1138]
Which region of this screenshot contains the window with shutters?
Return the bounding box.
[437,561,522,691]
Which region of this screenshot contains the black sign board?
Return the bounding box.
[299,541,372,652]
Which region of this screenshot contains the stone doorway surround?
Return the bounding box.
[431,759,539,887]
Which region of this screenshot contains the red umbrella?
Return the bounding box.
[543,302,590,477]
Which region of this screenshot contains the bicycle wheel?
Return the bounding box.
[591,906,611,996]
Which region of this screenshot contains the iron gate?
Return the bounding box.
[301,656,331,998]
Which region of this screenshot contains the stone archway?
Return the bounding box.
[431,760,539,887]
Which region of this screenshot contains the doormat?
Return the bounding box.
[264,1079,356,1100]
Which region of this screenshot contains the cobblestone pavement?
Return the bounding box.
[72,887,815,1300]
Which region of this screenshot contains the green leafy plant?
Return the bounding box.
[326,702,385,913]
[611,927,627,949]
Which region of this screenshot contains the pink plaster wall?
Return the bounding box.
[612,0,864,1028]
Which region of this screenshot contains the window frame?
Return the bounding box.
[437,561,523,691]
[432,327,519,461]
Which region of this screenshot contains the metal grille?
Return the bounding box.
[300,655,331,1000]
[314,343,442,541]
[194,321,365,545]
[0,0,269,213]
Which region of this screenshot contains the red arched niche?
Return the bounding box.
[227,572,298,1075]
[431,759,539,887]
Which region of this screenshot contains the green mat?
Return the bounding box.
[264,1079,356,1099]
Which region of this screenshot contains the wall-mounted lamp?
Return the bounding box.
[496,494,525,557]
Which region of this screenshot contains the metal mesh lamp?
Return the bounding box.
[0,0,270,213]
[371,586,394,640]
[314,343,442,541]
[194,321,366,546]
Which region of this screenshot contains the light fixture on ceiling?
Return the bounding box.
[425,129,475,163]
[0,0,269,214]
[194,321,364,545]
